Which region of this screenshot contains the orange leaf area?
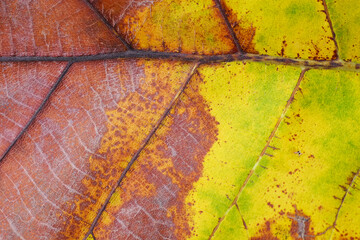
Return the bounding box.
[93,71,218,239]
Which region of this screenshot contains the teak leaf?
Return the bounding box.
[0,0,359,239]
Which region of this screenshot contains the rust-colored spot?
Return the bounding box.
[267,202,274,208]
[308,40,324,60]
[288,206,315,240]
[251,220,279,240]
[279,40,288,57]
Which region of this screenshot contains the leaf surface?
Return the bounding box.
[0,0,359,239]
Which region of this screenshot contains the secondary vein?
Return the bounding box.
[0,61,73,163]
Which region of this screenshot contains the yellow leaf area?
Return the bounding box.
[91,61,302,239]
[223,0,337,60]
[326,0,360,62]
[61,60,195,238]
[101,0,236,54]
[213,70,360,239]
[188,62,301,239]
[86,234,94,240]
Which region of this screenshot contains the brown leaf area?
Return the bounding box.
[0,62,66,157]
[0,0,125,56]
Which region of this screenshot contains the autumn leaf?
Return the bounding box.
[0,0,359,239]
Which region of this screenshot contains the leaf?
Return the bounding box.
[0,0,359,240]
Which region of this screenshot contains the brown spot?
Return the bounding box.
[251,220,279,240]
[279,40,287,57]
[288,206,314,239]
[267,202,274,208]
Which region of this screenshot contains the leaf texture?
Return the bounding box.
[0,0,359,239]
[0,0,126,56]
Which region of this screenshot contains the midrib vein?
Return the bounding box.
[1,51,359,72]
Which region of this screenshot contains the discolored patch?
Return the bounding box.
[250,220,279,240]
[92,69,219,239]
[287,207,314,240]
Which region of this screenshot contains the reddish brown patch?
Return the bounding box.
[289,169,299,175]
[279,40,288,57]
[346,171,358,185]
[0,62,66,157]
[267,202,274,208]
[288,206,315,240]
[251,220,279,240]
